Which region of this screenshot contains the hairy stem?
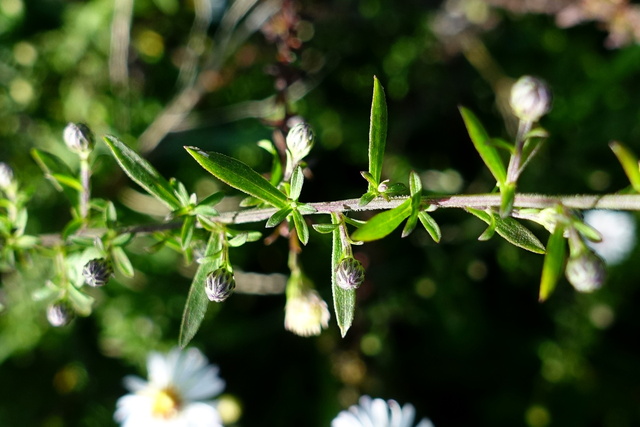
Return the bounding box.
[38,192,640,247]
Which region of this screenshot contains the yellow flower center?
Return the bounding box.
[151,387,182,419]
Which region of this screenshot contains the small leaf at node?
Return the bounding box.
[111,246,134,278]
[418,211,441,243]
[331,213,356,337]
[539,223,567,302]
[368,76,388,191]
[351,199,412,242]
[292,210,309,245]
[266,207,292,228]
[610,141,640,193]
[466,208,545,254]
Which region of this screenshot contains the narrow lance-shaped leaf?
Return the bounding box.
[179,232,223,348]
[351,199,412,242]
[459,107,507,186]
[466,208,545,254]
[368,76,388,191]
[610,141,640,193]
[31,149,78,201]
[185,147,289,209]
[418,211,441,243]
[292,210,309,245]
[103,136,181,210]
[539,223,567,302]
[331,213,355,337]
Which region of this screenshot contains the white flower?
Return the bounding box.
[583,210,636,265]
[115,347,225,427]
[332,396,434,427]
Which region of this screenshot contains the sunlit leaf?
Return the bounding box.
[290,165,304,201]
[351,199,412,242]
[466,208,545,254]
[185,147,289,209]
[418,211,441,243]
[180,232,223,348]
[103,136,181,210]
[610,141,640,193]
[292,210,309,245]
[358,192,376,207]
[459,107,507,185]
[331,213,355,337]
[539,223,567,302]
[368,76,388,191]
[266,207,292,228]
[312,223,339,234]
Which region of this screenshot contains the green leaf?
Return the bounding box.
[466,208,545,254]
[312,223,339,234]
[401,212,418,238]
[31,149,77,200]
[67,285,94,317]
[351,199,412,242]
[610,141,640,193]
[179,232,223,348]
[227,232,248,247]
[358,192,376,207]
[295,203,317,215]
[170,178,191,206]
[197,191,224,208]
[193,205,219,217]
[368,76,388,191]
[500,182,516,218]
[62,217,85,240]
[539,223,567,302]
[185,147,289,209]
[292,210,309,245]
[103,136,181,210]
[111,232,133,247]
[290,165,304,201]
[51,174,83,191]
[418,211,441,243]
[459,107,507,185]
[257,139,283,186]
[266,207,292,228]
[111,246,134,277]
[181,215,195,250]
[331,213,355,337]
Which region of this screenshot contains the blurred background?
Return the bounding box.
[2,0,640,426]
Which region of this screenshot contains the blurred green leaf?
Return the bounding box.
[610,141,640,193]
[459,107,507,185]
[351,199,412,242]
[368,76,388,191]
[111,246,134,278]
[358,191,376,207]
[466,208,545,254]
[312,223,339,234]
[185,147,289,209]
[31,149,77,201]
[331,213,355,337]
[181,215,195,250]
[290,165,304,201]
[103,136,181,210]
[539,223,567,302]
[180,232,223,348]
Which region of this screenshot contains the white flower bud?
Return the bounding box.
[565,250,607,293]
[63,123,95,154]
[284,288,330,337]
[0,163,14,191]
[47,301,74,327]
[509,76,552,122]
[205,268,236,302]
[286,122,315,164]
[336,257,365,290]
[82,258,113,287]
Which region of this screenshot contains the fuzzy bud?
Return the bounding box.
[284,288,330,337]
[47,301,74,327]
[565,250,607,293]
[336,257,365,290]
[509,76,552,122]
[0,163,14,191]
[286,122,315,163]
[82,258,113,287]
[205,268,236,302]
[63,123,94,154]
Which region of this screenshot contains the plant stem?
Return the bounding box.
[38,192,640,247]
[79,152,91,220]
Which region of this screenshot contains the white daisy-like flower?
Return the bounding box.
[114,347,225,427]
[332,395,434,427]
[583,210,636,265]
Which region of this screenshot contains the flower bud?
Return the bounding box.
[63,122,94,154]
[565,250,607,293]
[284,288,330,337]
[0,162,14,191]
[205,268,236,302]
[82,258,113,287]
[336,257,365,290]
[509,76,552,122]
[47,301,74,327]
[286,122,315,163]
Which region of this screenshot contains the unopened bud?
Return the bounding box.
[205,268,236,302]
[47,301,74,327]
[82,258,113,287]
[284,288,330,337]
[336,257,365,290]
[509,76,552,122]
[565,250,607,293]
[63,123,94,154]
[0,163,14,191]
[286,122,315,163]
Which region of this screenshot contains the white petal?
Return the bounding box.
[147,351,172,387]
[180,402,223,427]
[415,418,435,427]
[369,398,391,427]
[114,394,153,425]
[122,375,148,393]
